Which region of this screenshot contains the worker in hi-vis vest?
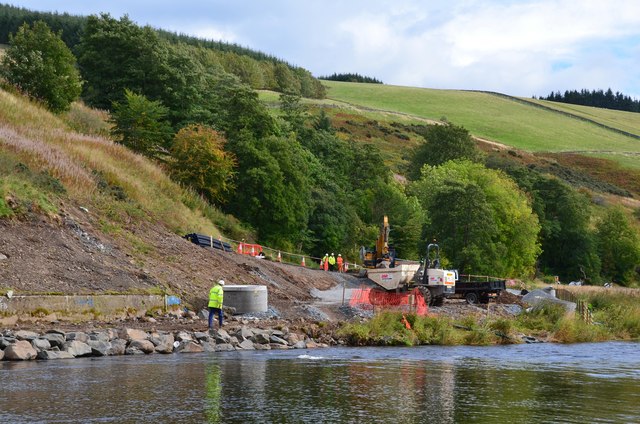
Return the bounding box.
[208,279,225,329]
[328,253,336,271]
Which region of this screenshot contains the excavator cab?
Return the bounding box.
[361,215,396,268]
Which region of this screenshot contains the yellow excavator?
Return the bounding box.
[361,215,395,268]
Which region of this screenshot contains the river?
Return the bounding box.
[1,341,638,423]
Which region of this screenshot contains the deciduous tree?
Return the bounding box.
[1,20,81,112]
[412,160,540,277]
[407,122,483,181]
[596,207,640,285]
[170,124,236,203]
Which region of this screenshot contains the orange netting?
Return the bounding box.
[349,285,429,315]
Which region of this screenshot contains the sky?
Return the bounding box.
[7,0,640,98]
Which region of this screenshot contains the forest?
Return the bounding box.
[0,3,325,99]
[539,88,640,113]
[1,5,639,287]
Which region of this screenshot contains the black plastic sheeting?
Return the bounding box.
[184,233,232,252]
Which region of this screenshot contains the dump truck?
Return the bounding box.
[360,217,455,306]
[361,217,504,306]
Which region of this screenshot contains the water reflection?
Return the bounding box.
[205,363,221,423]
[1,342,638,424]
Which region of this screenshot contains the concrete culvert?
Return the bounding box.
[224,285,268,314]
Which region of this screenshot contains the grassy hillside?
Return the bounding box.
[0,87,243,241]
[526,98,640,136]
[322,81,640,169]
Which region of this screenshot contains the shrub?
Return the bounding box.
[516,301,567,331]
[552,317,608,343]
[110,89,173,158]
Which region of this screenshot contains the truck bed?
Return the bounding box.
[453,279,506,304]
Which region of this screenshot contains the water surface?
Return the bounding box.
[1,341,638,423]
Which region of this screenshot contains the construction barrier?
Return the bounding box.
[202,235,370,272]
[349,286,429,316]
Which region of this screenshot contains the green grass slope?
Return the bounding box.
[0,87,229,238]
[322,81,640,168]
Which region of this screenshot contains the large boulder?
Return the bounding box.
[286,333,301,345]
[87,340,112,356]
[174,331,193,342]
[89,331,111,343]
[119,328,148,341]
[107,339,127,356]
[234,327,254,342]
[37,350,75,360]
[201,341,217,352]
[31,338,51,352]
[193,332,210,343]
[64,340,93,357]
[151,334,175,354]
[214,329,231,344]
[252,332,271,345]
[254,343,271,351]
[176,341,204,353]
[66,332,89,343]
[128,339,155,354]
[292,341,307,349]
[270,335,288,345]
[0,349,4,361]
[4,340,37,360]
[15,330,39,341]
[43,333,66,348]
[238,339,255,350]
[215,343,235,352]
[0,336,16,349]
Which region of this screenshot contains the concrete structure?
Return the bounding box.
[0,294,179,323]
[223,285,268,314]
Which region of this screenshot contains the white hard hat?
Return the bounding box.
[217,279,225,286]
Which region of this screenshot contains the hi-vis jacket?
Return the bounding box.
[208,285,224,308]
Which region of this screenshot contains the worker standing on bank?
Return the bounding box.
[208,279,225,330]
[322,253,329,271]
[337,254,343,273]
[328,253,336,271]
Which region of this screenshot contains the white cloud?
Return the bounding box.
[8,0,640,97]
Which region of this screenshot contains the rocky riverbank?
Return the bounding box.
[0,317,334,361]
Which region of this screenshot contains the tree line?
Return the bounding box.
[538,88,640,113]
[0,4,325,99]
[2,16,638,286]
[319,73,383,84]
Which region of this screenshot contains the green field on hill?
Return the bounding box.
[526,98,640,136]
[320,81,640,164]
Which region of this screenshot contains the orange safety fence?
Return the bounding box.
[236,242,263,257]
[349,286,429,316]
